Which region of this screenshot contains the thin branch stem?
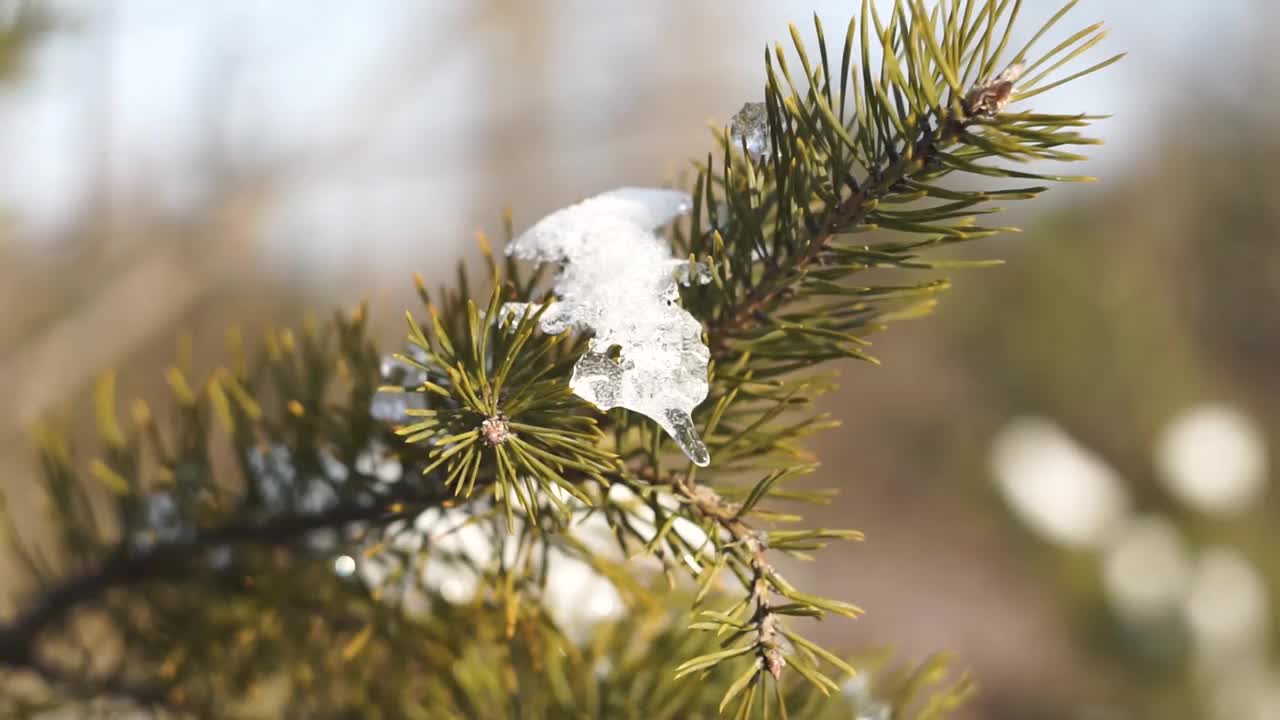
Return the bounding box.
[672,474,784,678]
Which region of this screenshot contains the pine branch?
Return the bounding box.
[707,116,948,354]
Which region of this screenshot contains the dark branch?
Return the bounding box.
[0,496,425,701]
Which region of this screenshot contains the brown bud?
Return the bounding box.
[764,647,785,680]
[964,62,1024,117]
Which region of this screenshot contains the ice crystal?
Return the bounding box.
[245,443,342,525]
[842,674,891,720]
[129,491,188,550]
[370,347,430,423]
[503,187,712,467]
[676,259,713,287]
[355,442,404,485]
[730,101,771,162]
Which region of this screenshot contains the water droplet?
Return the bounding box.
[663,408,710,467]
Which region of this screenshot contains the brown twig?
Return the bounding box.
[671,474,785,678]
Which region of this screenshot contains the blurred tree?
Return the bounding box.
[0,2,1115,717]
[947,105,1280,719]
[0,2,47,85]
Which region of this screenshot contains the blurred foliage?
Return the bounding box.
[935,109,1280,719]
[0,1,1118,717]
[0,2,49,86]
[0,1,52,240]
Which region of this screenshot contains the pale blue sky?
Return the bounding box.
[0,0,1257,273]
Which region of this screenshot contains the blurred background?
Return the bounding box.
[1,1,1277,718]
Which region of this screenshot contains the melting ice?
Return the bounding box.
[730,102,771,163]
[503,188,712,467]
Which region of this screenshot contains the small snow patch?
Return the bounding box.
[503,188,711,467]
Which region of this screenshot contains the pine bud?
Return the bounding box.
[964,62,1024,117]
[480,414,513,447]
